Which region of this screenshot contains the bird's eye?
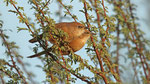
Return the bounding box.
[78,26,83,28]
[85,32,90,34]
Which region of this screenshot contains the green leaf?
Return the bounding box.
[17,27,28,32]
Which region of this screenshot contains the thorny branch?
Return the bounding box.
[83,0,108,84]
[58,0,77,22]
[0,74,5,84]
[113,0,149,81]
[0,29,27,84]
[9,0,94,83]
[32,0,69,82]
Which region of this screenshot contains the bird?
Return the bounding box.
[29,22,87,43]
[27,22,92,58]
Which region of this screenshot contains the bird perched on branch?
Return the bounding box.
[28,22,92,58]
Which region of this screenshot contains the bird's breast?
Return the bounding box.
[69,38,87,52]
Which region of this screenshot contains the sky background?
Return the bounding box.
[0,0,150,84]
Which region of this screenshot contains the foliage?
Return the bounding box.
[0,0,150,84]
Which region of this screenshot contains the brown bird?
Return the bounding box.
[29,22,87,43]
[28,22,91,58]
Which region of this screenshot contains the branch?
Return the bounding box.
[0,74,5,84]
[113,0,149,81]
[127,0,150,78]
[41,0,51,11]
[9,0,93,83]
[83,1,108,84]
[0,29,27,84]
[58,0,77,22]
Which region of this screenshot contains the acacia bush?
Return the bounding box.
[0,0,150,84]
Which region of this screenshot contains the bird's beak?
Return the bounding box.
[90,32,96,35]
[84,27,96,35]
[85,27,89,29]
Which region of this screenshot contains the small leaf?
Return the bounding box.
[17,27,28,32]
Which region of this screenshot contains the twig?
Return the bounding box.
[116,20,120,78]
[41,0,51,11]
[126,37,140,84]
[94,0,101,37]
[0,74,5,84]
[83,1,108,84]
[0,69,12,79]
[93,0,121,82]
[113,0,149,81]
[58,0,77,22]
[9,0,93,83]
[38,41,94,84]
[10,0,33,34]
[16,58,36,84]
[131,59,140,84]
[127,0,150,78]
[0,29,27,84]
[32,0,69,82]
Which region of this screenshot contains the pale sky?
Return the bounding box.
[0,0,149,84]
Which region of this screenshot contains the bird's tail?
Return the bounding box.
[27,48,52,58]
[27,51,46,58]
[29,34,43,43]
